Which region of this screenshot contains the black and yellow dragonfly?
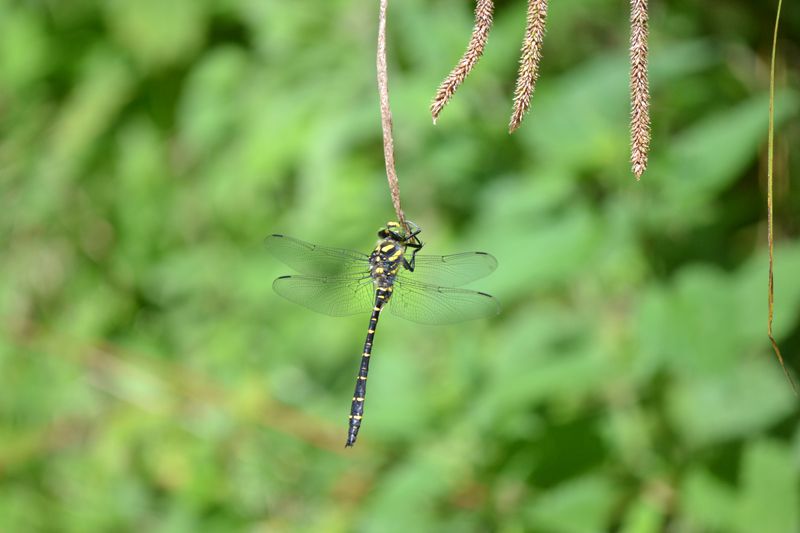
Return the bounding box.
[265,221,498,447]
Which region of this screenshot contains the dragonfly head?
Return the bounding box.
[378,220,422,246]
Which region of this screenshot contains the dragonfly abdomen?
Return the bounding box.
[346,288,390,447]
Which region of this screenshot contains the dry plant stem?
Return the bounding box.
[509,0,548,133]
[431,0,494,123]
[766,0,797,394]
[629,0,650,179]
[377,0,406,228]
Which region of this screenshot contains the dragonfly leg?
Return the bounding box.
[403,239,424,272]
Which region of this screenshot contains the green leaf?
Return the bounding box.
[735,440,800,533]
[104,0,207,68]
[647,89,799,227]
[525,475,621,533]
[619,496,664,533]
[666,357,795,447]
[679,468,737,532]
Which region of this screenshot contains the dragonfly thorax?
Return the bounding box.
[369,238,405,290]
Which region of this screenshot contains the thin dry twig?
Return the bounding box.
[377,0,406,228]
[509,0,548,133]
[766,0,797,394]
[431,0,494,124]
[629,0,650,180]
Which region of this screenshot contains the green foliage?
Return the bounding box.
[1,1,799,531]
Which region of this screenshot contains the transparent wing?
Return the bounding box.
[388,279,500,325]
[273,275,375,316]
[401,252,498,287]
[264,234,370,277]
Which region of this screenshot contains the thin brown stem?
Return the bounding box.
[377,0,406,228]
[629,0,650,180]
[431,0,494,124]
[509,0,548,133]
[766,0,797,394]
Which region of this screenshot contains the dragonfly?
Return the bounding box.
[264,221,499,447]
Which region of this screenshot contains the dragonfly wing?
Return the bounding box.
[388,279,500,325]
[402,252,498,287]
[264,234,370,277]
[273,275,375,316]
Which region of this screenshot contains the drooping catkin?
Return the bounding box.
[509,0,548,133]
[431,0,494,123]
[629,0,650,179]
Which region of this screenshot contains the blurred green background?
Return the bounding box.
[2,0,800,531]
